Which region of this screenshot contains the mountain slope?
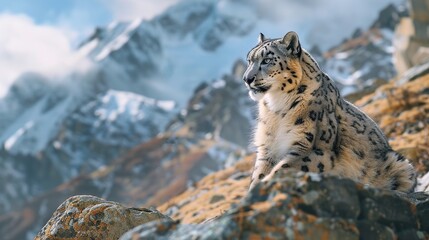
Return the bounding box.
[0,1,414,239]
[0,61,252,239]
[0,89,176,214]
[318,3,408,95]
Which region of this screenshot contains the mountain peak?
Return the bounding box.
[371,3,408,30]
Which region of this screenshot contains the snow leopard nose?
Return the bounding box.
[243,75,256,85]
[243,64,258,85]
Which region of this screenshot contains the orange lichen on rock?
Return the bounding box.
[35,195,170,240]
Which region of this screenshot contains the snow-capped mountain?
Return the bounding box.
[0,88,176,214]
[79,0,257,103]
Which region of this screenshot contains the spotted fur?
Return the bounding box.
[244,31,416,192]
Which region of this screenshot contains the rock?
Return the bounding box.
[358,189,417,230]
[417,198,429,232]
[298,176,361,219]
[356,221,395,240]
[394,0,429,75]
[397,61,429,84]
[409,0,429,30]
[121,171,429,239]
[396,229,428,240]
[119,219,179,240]
[209,195,226,204]
[35,195,170,240]
[393,17,414,75]
[352,28,363,38]
[371,4,406,31]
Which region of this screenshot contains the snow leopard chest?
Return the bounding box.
[267,119,296,159]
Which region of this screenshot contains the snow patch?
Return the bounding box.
[4,121,33,151]
[95,19,142,61]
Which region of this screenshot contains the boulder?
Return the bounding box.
[35,195,171,240]
[120,171,429,239]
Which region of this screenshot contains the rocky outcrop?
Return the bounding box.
[35,195,169,240]
[394,0,429,75]
[371,3,407,30]
[121,170,429,239]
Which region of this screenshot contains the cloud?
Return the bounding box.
[54,1,113,46]
[252,0,404,49]
[0,13,92,97]
[105,0,181,21]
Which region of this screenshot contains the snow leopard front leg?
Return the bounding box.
[250,115,327,190]
[249,145,276,191]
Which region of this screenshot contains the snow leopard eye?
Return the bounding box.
[261,58,272,65]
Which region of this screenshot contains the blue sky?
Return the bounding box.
[0,0,110,47]
[0,0,111,26]
[0,0,181,44]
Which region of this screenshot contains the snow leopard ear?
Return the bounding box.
[258,33,266,44]
[281,31,302,58]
